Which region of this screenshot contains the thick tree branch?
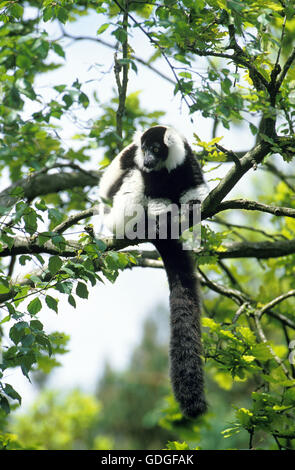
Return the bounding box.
[201,142,270,219]
[211,199,295,219]
[0,169,99,208]
[3,231,295,261]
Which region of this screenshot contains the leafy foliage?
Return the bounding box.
[8,389,106,450]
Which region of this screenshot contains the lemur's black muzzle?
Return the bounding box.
[143,151,157,170]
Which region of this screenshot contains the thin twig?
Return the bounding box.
[232,302,250,323]
[258,290,295,319]
[254,311,292,379]
[276,46,295,92]
[112,0,192,109]
[60,28,175,85]
[53,208,97,234]
[114,2,129,145]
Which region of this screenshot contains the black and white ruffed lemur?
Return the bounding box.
[99,125,208,418]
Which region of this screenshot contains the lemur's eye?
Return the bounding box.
[153,146,159,153]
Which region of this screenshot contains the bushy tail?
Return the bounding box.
[154,239,207,419]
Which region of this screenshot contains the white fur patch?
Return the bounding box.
[163,127,186,172]
[147,198,173,218]
[179,184,209,204]
[134,144,144,171]
[102,169,145,237]
[133,129,143,147]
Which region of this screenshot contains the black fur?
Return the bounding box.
[141,126,169,163]
[142,150,204,204]
[106,144,136,199]
[120,144,136,170]
[154,239,207,418]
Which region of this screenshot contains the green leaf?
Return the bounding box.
[35,334,52,356]
[68,294,76,308]
[30,319,43,331]
[57,6,68,24]
[78,91,89,109]
[38,231,53,246]
[166,441,190,450]
[27,297,42,316]
[21,334,35,348]
[20,353,36,380]
[112,27,127,44]
[48,207,64,223]
[24,210,38,235]
[62,93,74,109]
[9,321,29,345]
[16,54,31,69]
[0,315,10,325]
[51,234,66,249]
[55,281,73,295]
[1,232,14,249]
[249,122,258,135]
[76,281,89,299]
[43,6,54,22]
[251,343,274,361]
[19,255,32,266]
[0,395,10,414]
[97,23,110,35]
[52,42,65,58]
[48,255,63,276]
[45,295,58,313]
[3,383,21,404]
[8,3,24,18]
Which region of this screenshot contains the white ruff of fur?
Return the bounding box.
[133,130,144,170]
[164,127,186,171]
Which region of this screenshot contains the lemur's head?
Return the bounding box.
[134,126,186,173]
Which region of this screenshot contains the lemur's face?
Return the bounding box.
[141,126,169,171]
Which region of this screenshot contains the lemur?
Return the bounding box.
[99,126,208,418]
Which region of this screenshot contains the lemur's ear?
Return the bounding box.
[164,127,187,172]
[164,127,184,147]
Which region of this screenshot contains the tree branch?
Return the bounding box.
[60,29,175,85]
[254,311,292,378]
[276,46,295,93]
[211,198,295,219]
[3,229,295,261]
[258,289,295,319]
[114,2,129,145]
[202,142,270,219]
[52,208,97,234]
[0,169,99,208]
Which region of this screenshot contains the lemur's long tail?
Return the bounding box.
[153,239,207,419]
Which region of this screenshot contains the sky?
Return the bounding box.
[3,7,261,410]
